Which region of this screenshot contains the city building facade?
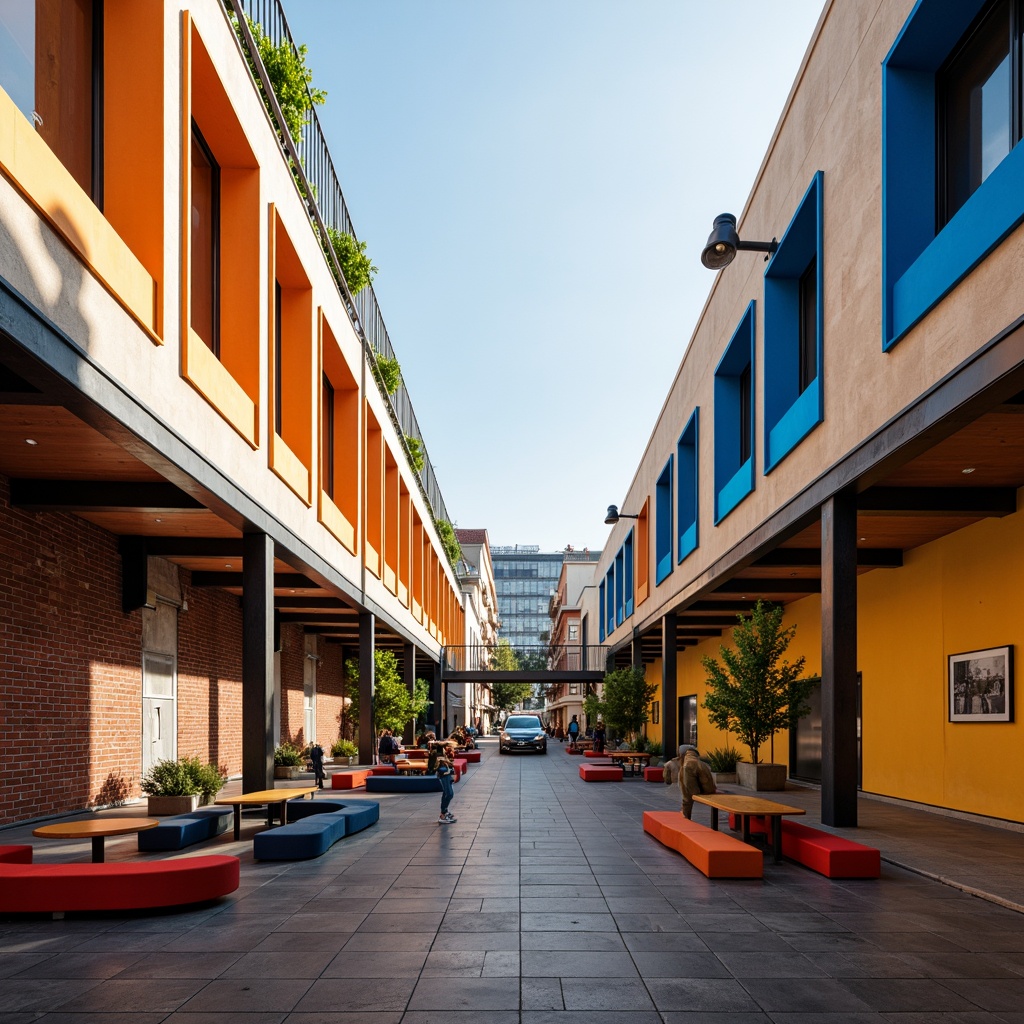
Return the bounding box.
[597,0,1024,828]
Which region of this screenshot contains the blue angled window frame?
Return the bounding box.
[676,409,699,562]
[623,530,634,618]
[598,581,606,642]
[605,566,615,636]
[614,547,625,627]
[655,456,673,584]
[882,0,1024,349]
[713,302,756,523]
[763,172,824,472]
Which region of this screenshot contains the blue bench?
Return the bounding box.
[365,775,441,793]
[137,805,233,852]
[252,799,379,860]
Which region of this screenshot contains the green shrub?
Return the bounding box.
[274,743,303,767]
[331,738,357,758]
[179,756,227,802]
[326,227,377,296]
[435,518,461,568]
[405,435,425,474]
[374,354,402,395]
[646,740,663,758]
[140,758,200,797]
[705,746,741,773]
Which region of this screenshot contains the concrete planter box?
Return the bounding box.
[711,771,738,785]
[274,765,300,780]
[147,794,199,816]
[736,762,787,791]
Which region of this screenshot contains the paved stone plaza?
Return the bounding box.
[2,740,1024,1022]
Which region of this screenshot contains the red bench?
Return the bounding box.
[773,820,880,878]
[0,855,240,914]
[0,845,33,863]
[460,749,482,763]
[643,766,665,782]
[643,810,762,878]
[332,769,371,789]
[579,764,623,782]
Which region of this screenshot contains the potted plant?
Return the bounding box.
[705,745,741,785]
[585,666,659,748]
[185,756,227,805]
[140,758,200,815]
[701,600,813,791]
[331,738,358,766]
[274,742,303,779]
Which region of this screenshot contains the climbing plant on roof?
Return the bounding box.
[326,227,378,297]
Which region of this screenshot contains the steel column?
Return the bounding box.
[403,643,417,744]
[242,532,275,792]
[358,613,375,764]
[661,613,678,757]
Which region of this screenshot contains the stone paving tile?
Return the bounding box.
[407,975,519,1010]
[428,931,520,951]
[44,977,208,1014]
[521,949,640,977]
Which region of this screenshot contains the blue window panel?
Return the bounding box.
[676,409,699,562]
[598,581,606,643]
[763,172,824,472]
[713,302,755,524]
[624,530,634,618]
[655,456,673,584]
[614,548,625,627]
[882,0,1021,349]
[605,567,615,636]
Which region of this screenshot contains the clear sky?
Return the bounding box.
[285,0,826,554]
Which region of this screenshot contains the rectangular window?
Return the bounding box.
[190,122,219,355]
[568,623,579,641]
[655,456,673,584]
[623,530,634,618]
[598,581,606,642]
[0,0,102,202]
[274,280,283,437]
[605,566,615,637]
[614,549,624,627]
[321,373,334,499]
[713,302,755,522]
[763,173,824,471]
[676,409,698,562]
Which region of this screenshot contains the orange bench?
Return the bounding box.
[332,769,371,789]
[579,764,622,782]
[643,810,762,878]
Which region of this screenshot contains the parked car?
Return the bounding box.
[499,715,548,755]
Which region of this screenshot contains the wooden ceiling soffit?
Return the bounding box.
[191,571,313,589]
[10,479,203,513]
[715,578,822,595]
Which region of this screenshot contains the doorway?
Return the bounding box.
[678,694,698,751]
[789,675,862,786]
[141,598,178,776]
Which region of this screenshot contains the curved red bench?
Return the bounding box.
[0,845,33,863]
[460,749,481,763]
[0,855,240,914]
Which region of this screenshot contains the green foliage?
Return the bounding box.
[405,435,425,474]
[598,667,659,743]
[374,354,402,395]
[435,518,462,568]
[140,756,225,800]
[331,738,357,758]
[326,227,378,297]
[701,600,812,764]
[646,741,663,758]
[243,16,326,148]
[489,640,520,673]
[705,745,741,772]
[343,657,360,727]
[411,677,433,724]
[344,651,431,736]
[489,648,535,715]
[274,742,303,767]
[582,690,604,725]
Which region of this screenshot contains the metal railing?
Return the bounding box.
[225,0,451,529]
[442,645,610,673]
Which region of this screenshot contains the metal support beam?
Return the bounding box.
[358,613,375,765]
[662,612,678,758]
[242,532,275,792]
[403,643,417,744]
[432,660,442,735]
[821,490,859,827]
[118,535,149,613]
[632,629,643,672]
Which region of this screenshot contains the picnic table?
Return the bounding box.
[215,786,319,840]
[693,793,806,863]
[607,751,652,776]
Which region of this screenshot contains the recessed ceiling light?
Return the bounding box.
[962,467,976,474]
[224,563,233,569]
[154,518,163,523]
[859,536,867,542]
[24,438,37,445]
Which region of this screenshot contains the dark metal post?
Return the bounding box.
[403,643,416,744]
[242,531,275,792]
[821,490,858,827]
[632,629,643,672]
[662,613,678,757]
[431,660,442,736]
[358,612,375,765]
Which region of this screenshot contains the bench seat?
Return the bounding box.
[137,805,232,852]
[579,764,623,782]
[0,856,240,913]
[332,769,371,789]
[583,749,611,758]
[643,766,665,782]
[0,845,33,863]
[365,775,442,793]
[460,749,482,763]
[253,799,380,861]
[773,820,880,878]
[643,810,763,878]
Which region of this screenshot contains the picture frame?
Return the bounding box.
[948,645,1013,723]
[650,700,660,725]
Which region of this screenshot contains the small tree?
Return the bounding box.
[343,650,430,737]
[701,600,812,764]
[489,639,520,672]
[598,667,658,745]
[491,681,535,719]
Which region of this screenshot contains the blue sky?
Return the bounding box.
[285,1,826,553]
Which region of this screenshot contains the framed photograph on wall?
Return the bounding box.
[650,700,660,725]
[948,646,1013,723]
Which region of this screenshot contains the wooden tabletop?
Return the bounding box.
[215,787,318,806]
[608,751,652,760]
[693,794,805,815]
[33,817,159,839]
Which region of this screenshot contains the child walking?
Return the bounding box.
[425,732,456,824]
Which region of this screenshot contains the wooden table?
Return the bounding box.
[33,817,158,862]
[693,794,806,862]
[607,751,652,776]
[215,787,319,840]
[393,758,427,776]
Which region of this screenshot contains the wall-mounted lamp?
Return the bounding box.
[700,213,778,270]
[604,505,640,526]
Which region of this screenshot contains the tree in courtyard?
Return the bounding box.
[701,600,812,765]
[589,667,658,745]
[490,681,535,718]
[343,651,432,737]
[489,639,520,672]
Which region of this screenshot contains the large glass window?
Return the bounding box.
[321,373,334,499]
[0,0,101,201]
[676,410,699,563]
[713,302,756,522]
[655,457,673,584]
[190,123,219,354]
